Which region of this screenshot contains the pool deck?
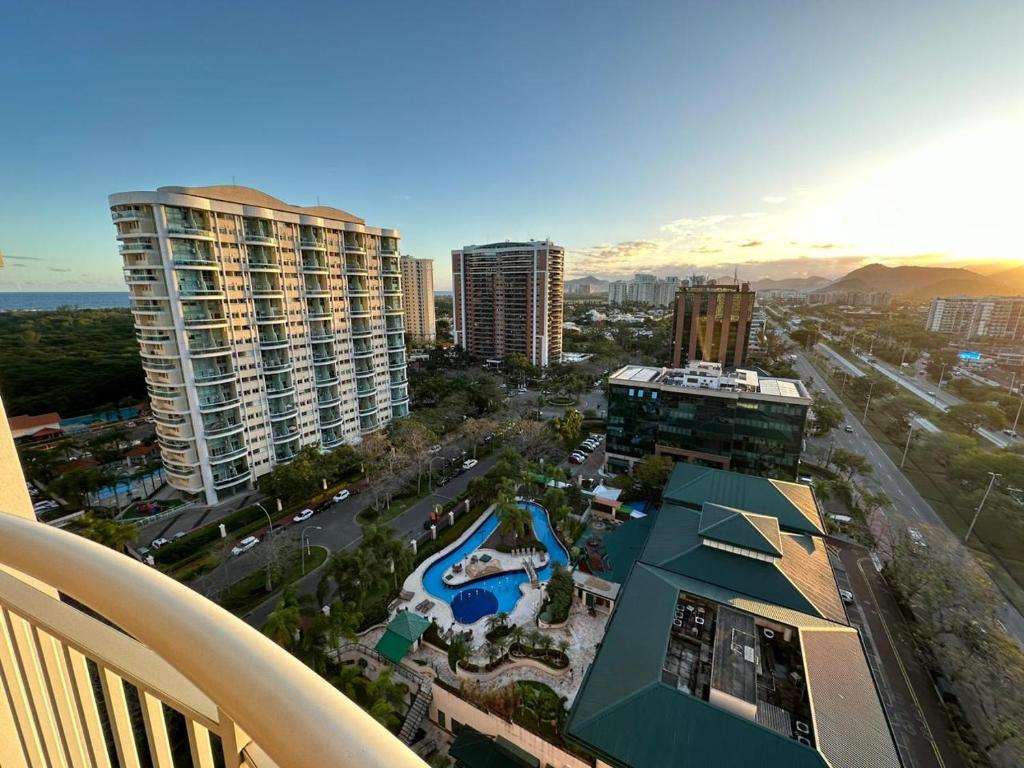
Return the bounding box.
[394,502,552,647]
[442,547,550,587]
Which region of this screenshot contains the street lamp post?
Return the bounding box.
[935,363,947,406]
[1011,394,1024,438]
[964,472,1001,544]
[900,417,916,469]
[863,381,875,422]
[254,502,274,538]
[301,525,322,574]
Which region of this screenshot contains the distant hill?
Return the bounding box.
[750,276,831,292]
[812,263,1024,299]
[566,275,609,289]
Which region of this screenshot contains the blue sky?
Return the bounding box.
[1,1,1021,291]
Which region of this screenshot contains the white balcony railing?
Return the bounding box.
[0,512,428,768]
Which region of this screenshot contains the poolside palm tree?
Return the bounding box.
[557,638,570,658]
[497,502,531,544]
[486,611,509,634]
[508,624,525,652]
[538,633,554,657]
[366,669,407,730]
[527,629,543,653]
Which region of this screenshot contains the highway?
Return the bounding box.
[859,355,1012,449]
[795,349,1024,642]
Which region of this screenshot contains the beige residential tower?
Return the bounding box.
[400,255,436,343]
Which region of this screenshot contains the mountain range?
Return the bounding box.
[812,263,1024,299]
[566,275,610,290]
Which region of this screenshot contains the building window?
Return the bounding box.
[437,711,446,729]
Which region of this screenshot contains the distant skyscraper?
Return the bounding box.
[670,283,755,368]
[608,273,680,307]
[111,185,409,505]
[452,240,564,366]
[400,255,436,343]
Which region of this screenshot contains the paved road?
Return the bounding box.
[796,349,1024,643]
[240,453,501,627]
[834,542,963,768]
[859,356,1011,449]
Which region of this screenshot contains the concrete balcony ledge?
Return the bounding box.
[0,512,427,768]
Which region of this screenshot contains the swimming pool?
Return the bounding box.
[422,501,569,623]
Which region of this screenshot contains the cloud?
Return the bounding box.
[3,254,42,261]
[689,245,722,254]
[739,240,763,248]
[762,196,786,204]
[810,243,842,250]
[47,267,72,273]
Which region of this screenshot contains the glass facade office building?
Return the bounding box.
[606,364,810,480]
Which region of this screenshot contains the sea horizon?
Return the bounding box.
[0,291,130,311]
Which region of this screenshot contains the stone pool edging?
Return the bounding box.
[456,654,570,681]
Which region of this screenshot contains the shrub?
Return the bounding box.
[539,564,574,624]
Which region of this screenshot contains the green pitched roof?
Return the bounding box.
[697,503,783,557]
[374,611,431,663]
[664,463,825,536]
[386,610,431,641]
[450,727,539,768]
[566,564,829,768]
[598,513,655,583]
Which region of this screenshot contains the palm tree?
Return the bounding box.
[527,629,543,653]
[366,670,406,730]
[497,502,531,544]
[508,624,525,653]
[486,611,509,635]
[538,633,554,658]
[73,514,137,552]
[333,665,367,699]
[260,602,301,651]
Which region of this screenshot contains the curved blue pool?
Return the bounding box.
[422,501,569,623]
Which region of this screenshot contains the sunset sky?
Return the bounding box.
[0,1,1020,291]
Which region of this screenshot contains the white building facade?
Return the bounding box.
[111,185,409,504]
[926,295,1024,342]
[608,273,680,307]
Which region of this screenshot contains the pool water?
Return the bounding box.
[422,501,569,623]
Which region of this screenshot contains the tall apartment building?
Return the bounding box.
[926,295,1024,342]
[608,273,680,307]
[111,185,409,505]
[451,240,564,366]
[670,283,755,367]
[808,290,892,308]
[399,255,436,343]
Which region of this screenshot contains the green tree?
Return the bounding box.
[551,410,583,448]
[947,403,1007,432]
[634,454,674,500]
[811,392,842,435]
[70,514,137,551]
[831,448,872,480]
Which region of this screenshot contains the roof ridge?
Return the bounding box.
[571,680,664,732]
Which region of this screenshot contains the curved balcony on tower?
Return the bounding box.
[250,273,283,298]
[352,337,374,358]
[383,296,403,314]
[388,350,406,369]
[246,244,280,271]
[271,417,300,444]
[387,332,405,351]
[382,276,402,295]
[314,364,339,387]
[165,206,214,240]
[207,435,248,464]
[345,253,369,274]
[258,326,289,351]
[317,384,343,407]
[121,243,161,268]
[321,428,346,448]
[300,226,327,251]
[182,302,229,329]
[177,272,223,300]
[380,254,400,275]
[243,217,277,246]
[351,318,373,338]
[202,409,244,438]
[389,368,408,386]
[255,298,287,325]
[309,319,334,342]
[359,412,380,433]
[212,457,250,490]
[311,341,335,364]
[379,235,398,254]
[261,352,291,374]
[265,372,295,398]
[172,239,218,269]
[392,400,410,418]
[319,406,344,429]
[196,382,240,413]
[304,274,330,297]
[193,361,236,385]
[138,332,179,359]
[305,298,331,320]
[390,383,409,403]
[186,329,231,358]
[343,231,365,252]
[268,395,299,421]
[349,298,371,318]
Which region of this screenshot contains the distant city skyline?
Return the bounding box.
[1,1,1020,293]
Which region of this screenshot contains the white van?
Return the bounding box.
[231,536,259,556]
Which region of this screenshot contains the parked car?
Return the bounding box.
[332,489,351,503]
[150,537,171,549]
[231,536,260,556]
[907,527,927,548]
[428,444,442,454]
[839,589,855,605]
[1002,429,1018,438]
[569,452,586,464]
[172,531,187,540]
[462,459,478,470]
[293,508,315,523]
[844,424,855,433]
[799,475,814,486]
[577,444,594,454]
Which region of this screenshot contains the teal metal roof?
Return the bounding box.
[386,610,431,642]
[449,726,539,768]
[598,514,654,583]
[567,564,829,768]
[664,463,825,536]
[697,503,783,557]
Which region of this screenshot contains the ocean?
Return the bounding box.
[0,292,131,311]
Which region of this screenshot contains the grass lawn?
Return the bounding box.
[811,357,1024,614]
[218,546,329,616]
[356,492,422,526]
